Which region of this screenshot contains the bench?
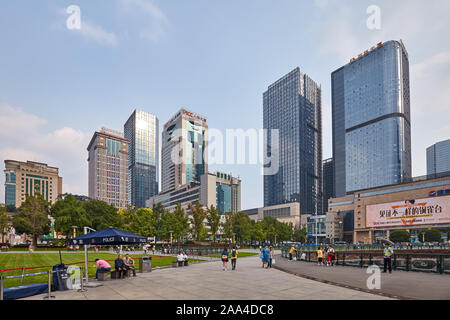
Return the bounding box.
[172,260,189,267]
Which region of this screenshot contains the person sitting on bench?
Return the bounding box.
[115,254,127,279]
[177,252,184,266]
[95,259,111,280]
[124,253,137,277]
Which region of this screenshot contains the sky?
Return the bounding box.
[1,0,450,209]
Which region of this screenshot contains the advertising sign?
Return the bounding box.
[366,195,450,228]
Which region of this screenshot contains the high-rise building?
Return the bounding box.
[322,158,334,213]
[427,139,450,175]
[87,128,129,209]
[263,67,323,215]
[124,109,159,209]
[161,109,208,193]
[4,160,63,208]
[332,40,412,197]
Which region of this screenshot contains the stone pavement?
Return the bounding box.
[274,255,450,300]
[23,255,390,300]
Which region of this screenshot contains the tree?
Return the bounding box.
[251,221,266,244]
[172,203,190,243]
[232,212,252,243]
[293,227,307,243]
[206,205,221,242]
[189,201,207,241]
[126,208,156,237]
[83,200,121,231]
[223,212,234,241]
[152,203,166,240]
[0,205,9,243]
[420,229,442,243]
[389,230,411,243]
[12,194,50,247]
[51,194,90,238]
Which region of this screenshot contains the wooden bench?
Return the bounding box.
[97,269,131,281]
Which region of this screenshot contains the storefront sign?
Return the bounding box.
[366,195,450,228]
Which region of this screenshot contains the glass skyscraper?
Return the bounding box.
[322,158,334,213]
[332,40,412,197]
[263,67,323,215]
[124,109,159,209]
[427,139,450,175]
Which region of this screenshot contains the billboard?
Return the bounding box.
[366,195,450,228]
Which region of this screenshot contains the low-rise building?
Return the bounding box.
[328,172,450,244]
[244,203,307,230]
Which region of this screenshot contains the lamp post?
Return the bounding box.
[233,233,236,245]
[72,226,78,238]
[339,220,343,242]
[83,226,96,285]
[169,231,174,253]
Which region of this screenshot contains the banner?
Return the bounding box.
[366,195,450,228]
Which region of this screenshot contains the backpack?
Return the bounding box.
[231,249,236,257]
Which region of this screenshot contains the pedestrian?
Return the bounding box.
[260,247,265,267]
[327,245,335,266]
[269,246,275,268]
[323,246,329,265]
[221,247,229,271]
[317,247,323,266]
[383,243,394,273]
[143,244,148,255]
[230,246,238,270]
[262,245,270,269]
[289,246,294,261]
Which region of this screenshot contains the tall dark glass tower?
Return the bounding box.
[263,67,323,215]
[322,158,334,213]
[124,109,159,209]
[332,40,412,197]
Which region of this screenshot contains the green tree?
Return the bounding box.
[223,212,234,241]
[0,205,10,243]
[206,205,221,242]
[126,208,156,237]
[172,203,190,243]
[189,201,207,241]
[12,194,51,247]
[389,230,411,243]
[83,200,121,230]
[251,221,266,244]
[420,229,442,242]
[293,227,307,243]
[152,203,166,240]
[261,216,278,243]
[51,194,90,238]
[233,212,252,243]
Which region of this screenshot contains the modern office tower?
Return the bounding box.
[322,158,334,213]
[124,110,159,209]
[161,109,208,193]
[87,128,129,209]
[332,40,412,197]
[263,67,323,215]
[427,139,450,175]
[4,160,63,208]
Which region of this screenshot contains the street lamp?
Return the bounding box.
[338,221,343,242]
[72,226,78,238]
[233,233,236,245]
[169,231,174,252]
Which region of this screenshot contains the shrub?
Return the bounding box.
[389,230,410,243]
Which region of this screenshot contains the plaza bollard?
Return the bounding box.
[78,267,87,293]
[0,276,3,301]
[43,271,55,300]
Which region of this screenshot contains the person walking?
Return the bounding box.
[221,247,229,271]
[262,245,270,269]
[289,246,294,261]
[268,247,275,268]
[323,246,329,265]
[383,243,394,273]
[317,247,323,266]
[230,247,238,270]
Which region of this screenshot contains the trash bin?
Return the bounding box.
[52,263,71,291]
[139,256,152,273]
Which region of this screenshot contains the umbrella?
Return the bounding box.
[381,238,394,245]
[69,227,148,246]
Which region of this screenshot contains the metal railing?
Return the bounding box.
[281,249,450,274]
[286,243,450,251]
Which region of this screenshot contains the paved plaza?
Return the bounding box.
[274,256,450,300]
[23,255,390,300]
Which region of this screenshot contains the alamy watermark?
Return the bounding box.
[66,5,81,30]
[366,5,381,30]
[366,265,381,290]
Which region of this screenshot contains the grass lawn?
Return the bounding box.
[0,252,190,288]
[205,252,258,258]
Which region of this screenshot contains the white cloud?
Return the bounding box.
[0,103,90,203]
[119,0,168,43]
[77,21,119,47]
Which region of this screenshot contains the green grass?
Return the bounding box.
[204,252,258,258]
[0,252,191,288]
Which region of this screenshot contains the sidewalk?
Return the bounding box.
[274,255,450,300]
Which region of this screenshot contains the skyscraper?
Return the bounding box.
[87,128,129,209]
[322,158,334,213]
[427,139,450,175]
[161,109,208,193]
[263,67,323,215]
[124,109,159,209]
[332,40,412,197]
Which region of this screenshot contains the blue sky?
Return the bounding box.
[1,0,450,209]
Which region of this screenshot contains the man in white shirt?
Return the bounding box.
[177,252,184,266]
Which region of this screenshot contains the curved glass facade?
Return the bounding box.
[332,40,411,196]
